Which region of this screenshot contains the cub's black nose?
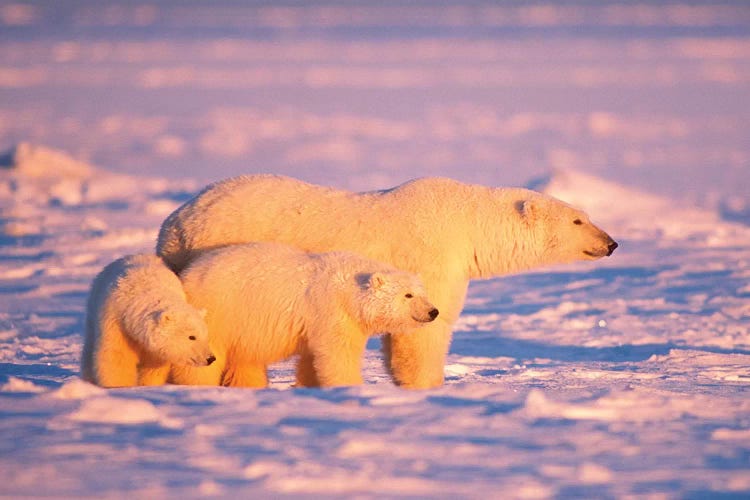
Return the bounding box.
[428,308,439,320]
[206,355,216,366]
[607,240,619,256]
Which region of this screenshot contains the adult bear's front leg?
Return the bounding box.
[382,320,452,389]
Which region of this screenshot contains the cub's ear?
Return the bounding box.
[369,272,387,290]
[153,310,173,326]
[515,199,536,218]
[198,308,207,319]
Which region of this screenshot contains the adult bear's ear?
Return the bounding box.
[515,199,536,219]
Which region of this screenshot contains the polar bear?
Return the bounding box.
[80,254,215,388]
[157,175,617,388]
[170,242,439,388]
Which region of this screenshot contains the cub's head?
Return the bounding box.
[516,193,618,265]
[148,305,215,367]
[356,270,439,333]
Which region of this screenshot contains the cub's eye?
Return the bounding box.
[188,335,196,341]
[573,219,583,225]
[405,293,413,299]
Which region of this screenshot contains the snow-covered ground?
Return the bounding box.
[1,1,749,498]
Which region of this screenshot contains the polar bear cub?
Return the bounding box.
[170,242,439,388]
[81,254,215,387]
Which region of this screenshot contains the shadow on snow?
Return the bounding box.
[450,334,750,363]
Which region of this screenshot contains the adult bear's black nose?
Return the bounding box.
[428,308,439,321]
[206,355,216,366]
[607,240,618,256]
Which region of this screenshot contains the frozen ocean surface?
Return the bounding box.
[0,1,749,498]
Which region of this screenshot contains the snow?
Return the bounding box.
[1,1,749,498]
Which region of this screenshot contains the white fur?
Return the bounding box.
[80,254,214,387]
[157,175,617,388]
[170,242,438,388]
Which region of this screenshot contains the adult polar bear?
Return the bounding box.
[157,175,618,389]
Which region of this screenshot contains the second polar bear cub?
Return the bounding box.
[81,254,215,388]
[171,242,439,388]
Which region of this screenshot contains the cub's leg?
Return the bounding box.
[95,323,139,388]
[138,363,171,386]
[382,320,451,389]
[222,362,268,388]
[310,328,368,387]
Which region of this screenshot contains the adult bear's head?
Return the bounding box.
[515,192,618,264]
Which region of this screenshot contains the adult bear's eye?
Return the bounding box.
[573,219,583,225]
[188,335,197,341]
[405,293,413,299]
